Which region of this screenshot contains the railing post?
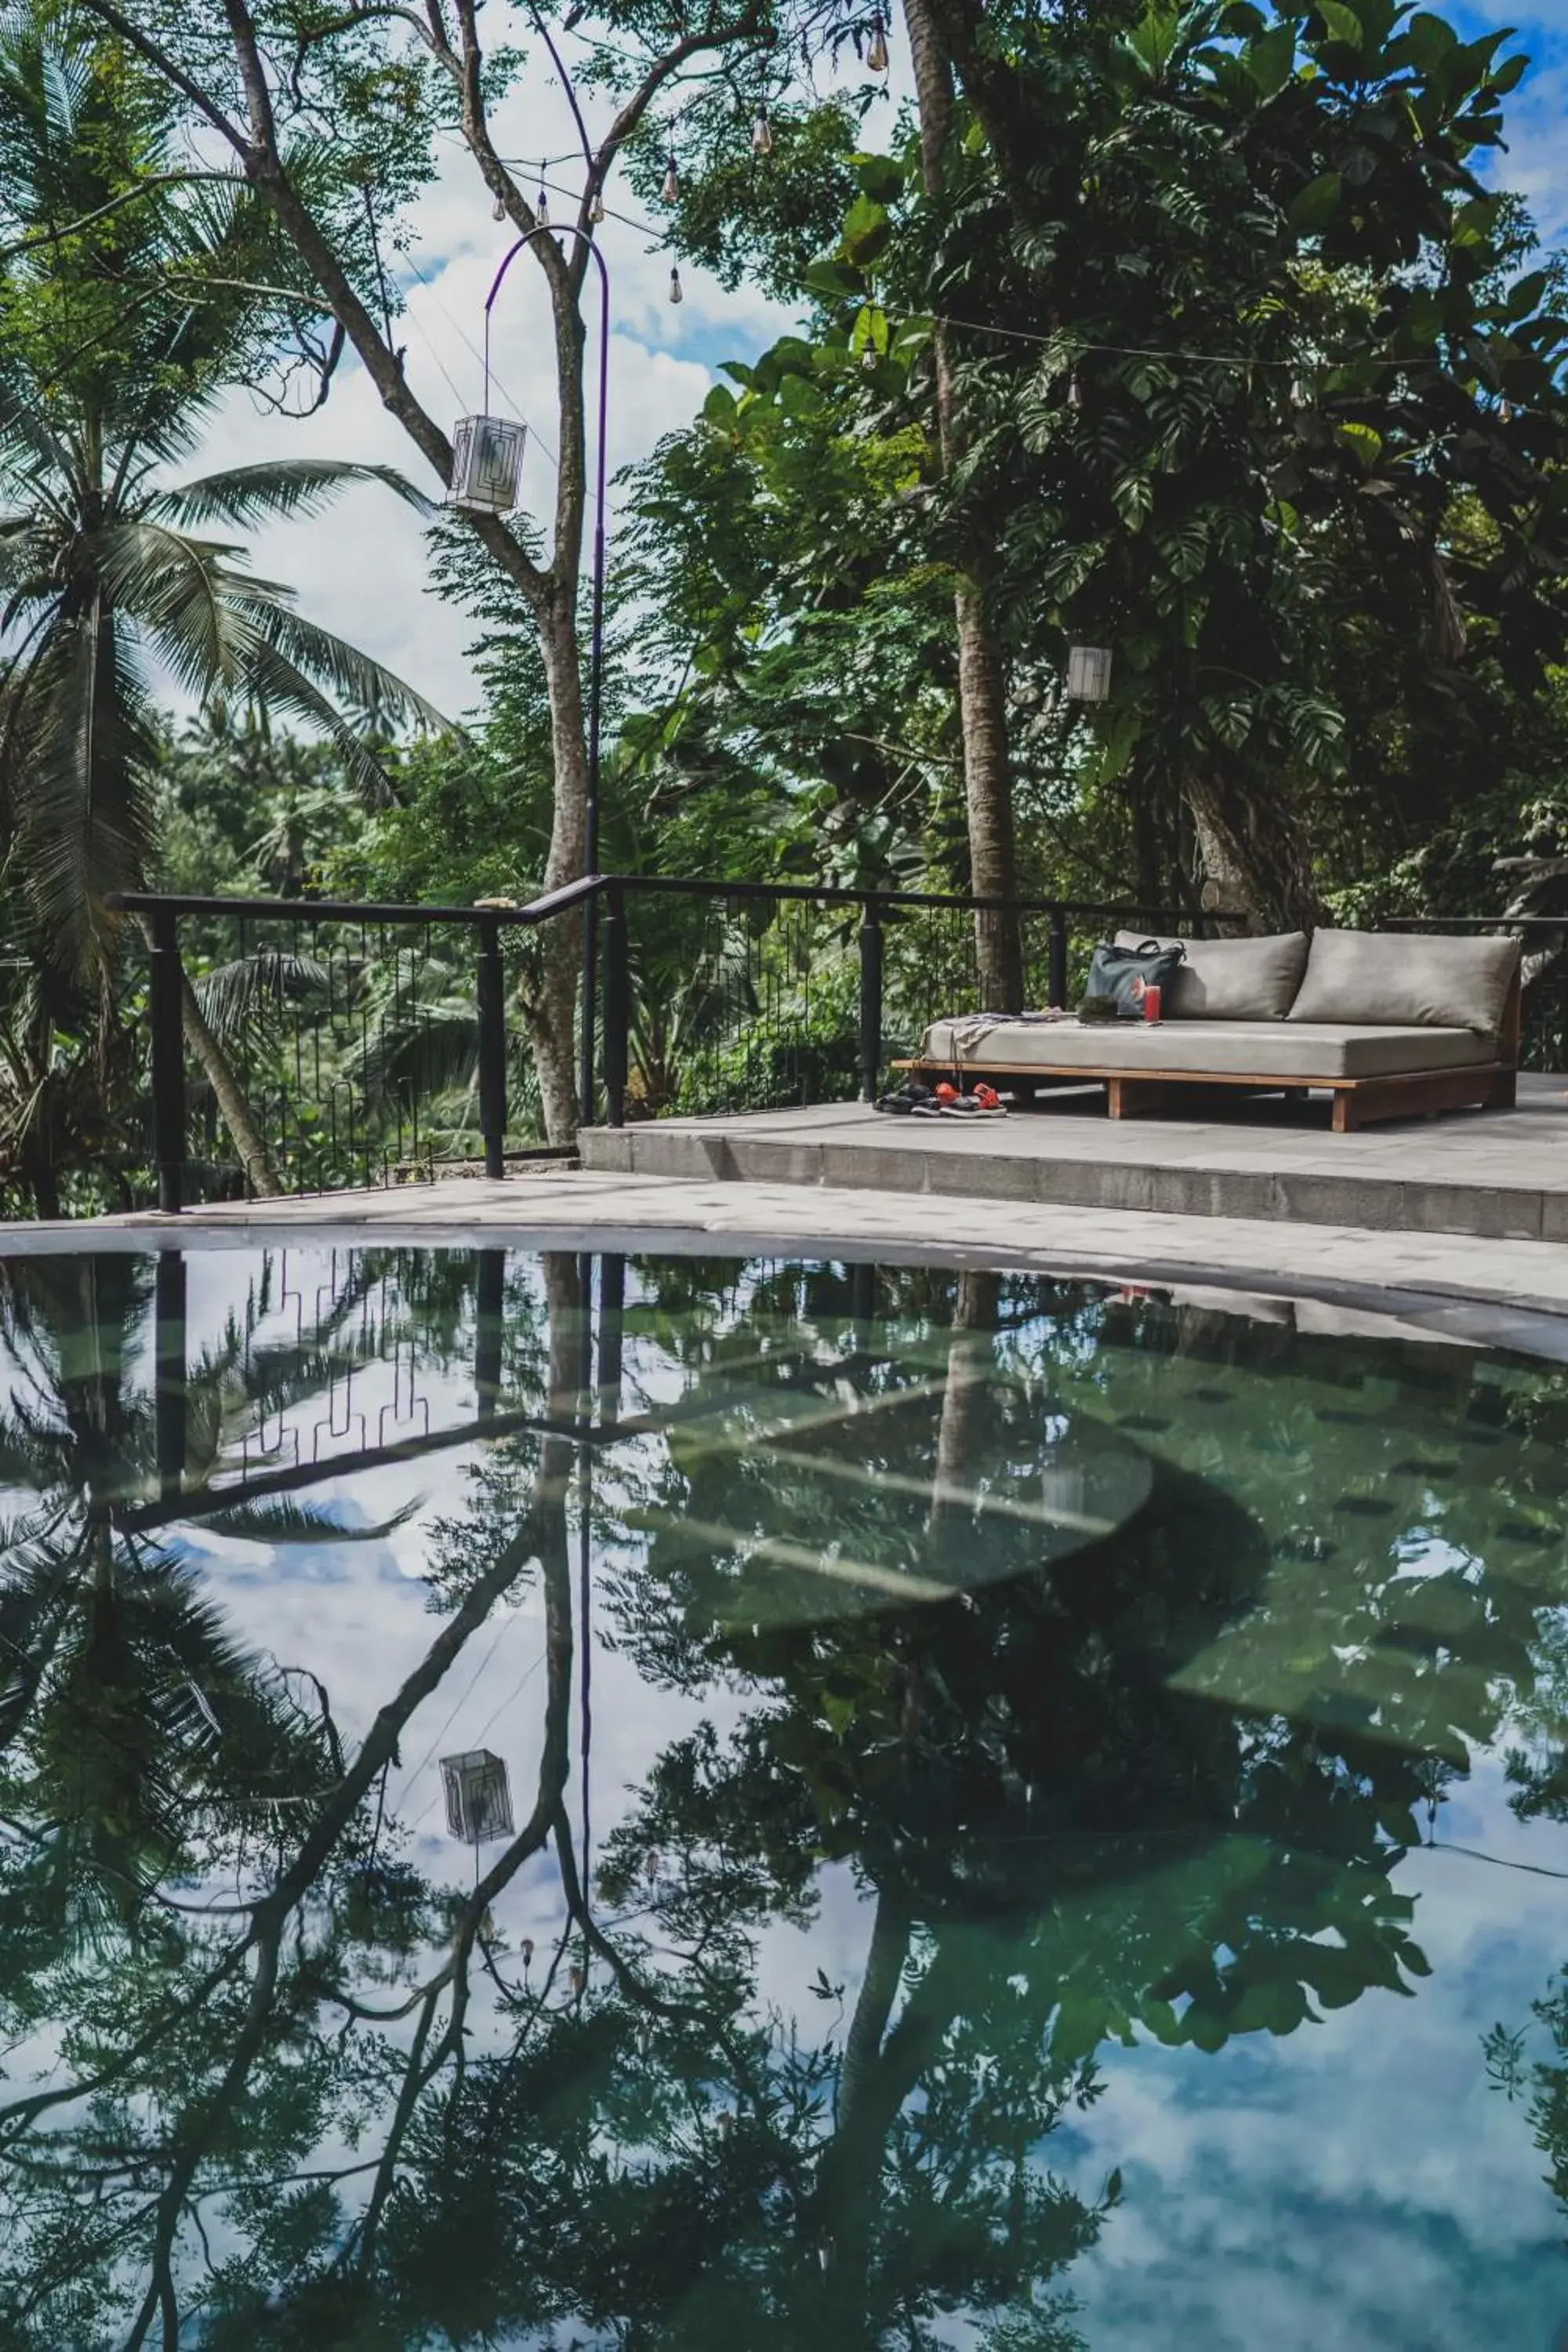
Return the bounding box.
[859,899,884,1102]
[476,919,507,1181]
[603,884,629,1129]
[474,1246,505,1421]
[580,890,599,1130]
[148,906,186,1214]
[1048,908,1069,1013]
[154,1248,187,1501]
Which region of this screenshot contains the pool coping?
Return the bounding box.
[6,1192,1568,1366]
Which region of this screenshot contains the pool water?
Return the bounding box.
[1,1243,1566,2349]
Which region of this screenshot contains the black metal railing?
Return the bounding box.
[109,878,1218,1209]
[111,883,1564,1213]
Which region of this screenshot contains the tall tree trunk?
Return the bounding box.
[1183,766,1321,935]
[902,0,1025,1012]
[532,596,591,1144]
[178,974,282,1199]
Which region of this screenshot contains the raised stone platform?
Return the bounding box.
[579,1073,1568,1243]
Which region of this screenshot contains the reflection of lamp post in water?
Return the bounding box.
[451,224,612,1123]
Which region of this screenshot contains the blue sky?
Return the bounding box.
[199,3,1568,724]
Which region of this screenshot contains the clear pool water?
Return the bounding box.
[1,1243,1566,2349]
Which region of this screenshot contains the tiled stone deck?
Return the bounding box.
[578,1074,1568,1243]
[8,1073,1568,1352]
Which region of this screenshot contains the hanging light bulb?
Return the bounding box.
[752,106,774,156]
[1067,368,1083,410]
[662,151,680,203]
[669,264,684,305]
[590,187,605,224]
[866,14,890,72]
[535,179,550,227]
[492,192,506,223]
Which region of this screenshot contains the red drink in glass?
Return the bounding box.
[1142,984,1162,1023]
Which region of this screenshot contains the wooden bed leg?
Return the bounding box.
[1332,1090,1354,1134]
[1108,1077,1165,1120]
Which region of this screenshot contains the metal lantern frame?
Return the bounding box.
[440,1748,516,1844]
[449,411,528,516]
[1065,644,1113,703]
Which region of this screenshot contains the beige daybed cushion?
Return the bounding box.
[1113,930,1308,1020]
[919,1018,1492,1080]
[1288,928,1519,1036]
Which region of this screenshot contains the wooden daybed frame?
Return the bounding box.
[897,972,1521,1136]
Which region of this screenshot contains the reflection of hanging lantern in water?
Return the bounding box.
[441,1749,515,1842]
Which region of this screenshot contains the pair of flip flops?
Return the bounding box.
[876,1080,1008,1118]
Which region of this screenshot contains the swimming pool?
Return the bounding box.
[0,1240,1565,2347]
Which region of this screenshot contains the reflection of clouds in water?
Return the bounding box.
[1056,1764,1568,2349]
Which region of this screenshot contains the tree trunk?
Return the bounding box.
[532,595,592,1144]
[178,974,282,1198]
[1183,766,1321,935]
[902,0,1025,1013]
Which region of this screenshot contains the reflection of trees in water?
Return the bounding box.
[0,1252,1565,2345]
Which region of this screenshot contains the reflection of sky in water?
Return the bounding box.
[7,1242,1568,2343]
[1058,1772,1568,2350]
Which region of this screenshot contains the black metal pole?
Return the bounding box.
[603,884,629,1128]
[476,918,507,1180]
[1048,908,1069,1013]
[596,1251,626,1428]
[147,907,186,1214]
[474,1247,506,1421]
[154,1249,187,1501]
[858,901,884,1102]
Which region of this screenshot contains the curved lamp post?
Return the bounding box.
[459,225,611,1124]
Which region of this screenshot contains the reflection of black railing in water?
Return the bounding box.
[113,878,1222,1207]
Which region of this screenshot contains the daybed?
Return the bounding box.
[905,927,1521,1134]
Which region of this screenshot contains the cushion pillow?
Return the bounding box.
[1113,930,1308,1020]
[1287,928,1519,1036]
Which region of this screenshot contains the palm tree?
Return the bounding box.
[0,5,451,1196]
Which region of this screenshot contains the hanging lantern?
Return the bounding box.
[535,180,550,227]
[590,187,606,223]
[662,151,680,203]
[866,14,890,71]
[1065,645,1113,703]
[752,107,774,156]
[440,1749,515,1842]
[449,413,527,515]
[669,265,684,305]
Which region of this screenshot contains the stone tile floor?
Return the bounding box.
[14,1160,1567,1355]
[577,1073,1568,1242]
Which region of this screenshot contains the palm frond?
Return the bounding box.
[152,459,438,532]
[357,1007,479,1109]
[224,582,455,736]
[191,948,326,1050]
[198,1494,421,1545]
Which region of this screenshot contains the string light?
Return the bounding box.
[492,193,506,223]
[590,188,605,223]
[535,177,550,227]
[669,264,684,305]
[866,14,889,72]
[752,106,774,157]
[662,151,680,203]
[1067,368,1083,409]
